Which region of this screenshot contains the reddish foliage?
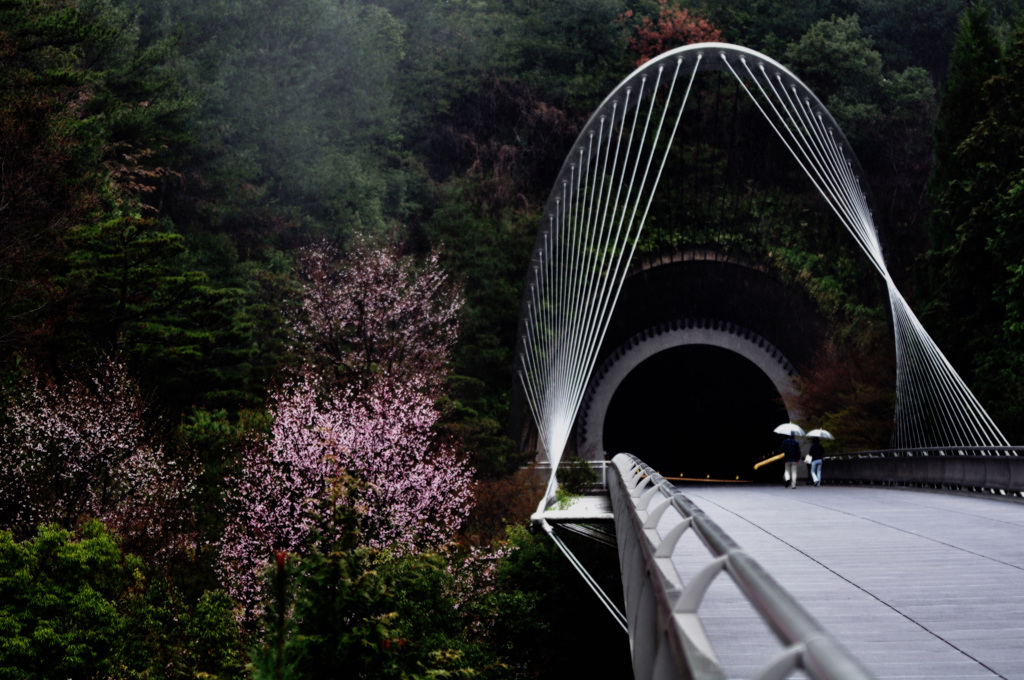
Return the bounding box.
[792,334,896,451]
[425,78,580,211]
[620,1,722,66]
[458,467,545,546]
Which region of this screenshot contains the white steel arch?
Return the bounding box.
[513,42,1008,507]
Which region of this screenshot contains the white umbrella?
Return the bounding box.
[806,428,834,440]
[773,423,805,436]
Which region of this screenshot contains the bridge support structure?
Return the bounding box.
[609,453,875,680]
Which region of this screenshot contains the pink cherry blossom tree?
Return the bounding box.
[0,358,195,557]
[291,240,462,395]
[219,241,474,617]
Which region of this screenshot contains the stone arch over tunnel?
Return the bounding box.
[578,319,799,480]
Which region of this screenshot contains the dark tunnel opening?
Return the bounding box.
[603,344,790,482]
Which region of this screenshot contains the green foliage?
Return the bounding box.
[0,0,200,386]
[701,0,823,54]
[424,181,536,478]
[485,525,630,679]
[851,0,967,76]
[229,248,302,403]
[0,521,244,680]
[252,545,496,680]
[59,215,252,411]
[135,0,423,240]
[378,0,522,140]
[918,15,1024,440]
[784,14,937,266]
[783,15,885,147]
[553,486,575,510]
[73,0,195,202]
[0,522,129,679]
[182,590,247,679]
[438,376,529,480]
[503,0,631,108]
[485,526,557,657]
[175,406,272,593]
[928,2,1005,249]
[558,454,599,495]
[701,0,1018,81]
[0,0,110,348]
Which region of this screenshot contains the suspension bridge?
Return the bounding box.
[511,44,1024,679]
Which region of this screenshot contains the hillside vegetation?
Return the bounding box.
[1,1,1023,677]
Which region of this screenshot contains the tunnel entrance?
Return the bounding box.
[603,344,789,482]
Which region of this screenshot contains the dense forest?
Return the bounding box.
[2,0,1024,677]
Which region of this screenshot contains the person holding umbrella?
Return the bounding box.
[805,428,834,486]
[776,423,803,489]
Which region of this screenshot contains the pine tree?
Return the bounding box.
[0,0,196,380]
[919,16,1024,440]
[927,2,1004,249]
[58,216,253,411]
[0,0,107,350]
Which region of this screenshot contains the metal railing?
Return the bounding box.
[825,446,1024,497]
[609,453,875,680]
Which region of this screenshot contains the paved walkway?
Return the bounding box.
[670,484,1024,679]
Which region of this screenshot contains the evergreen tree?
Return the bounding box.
[0,0,196,378]
[251,523,494,680]
[58,216,252,411]
[784,15,938,268]
[927,1,1004,250]
[0,0,108,351]
[783,15,886,148]
[919,17,1024,440]
[853,0,967,77]
[133,0,417,241]
[700,0,823,55]
[504,0,631,107]
[423,183,536,478]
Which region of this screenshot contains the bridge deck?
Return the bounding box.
[669,484,1024,679]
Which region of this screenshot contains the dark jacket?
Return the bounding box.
[810,442,824,461]
[781,436,801,462]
